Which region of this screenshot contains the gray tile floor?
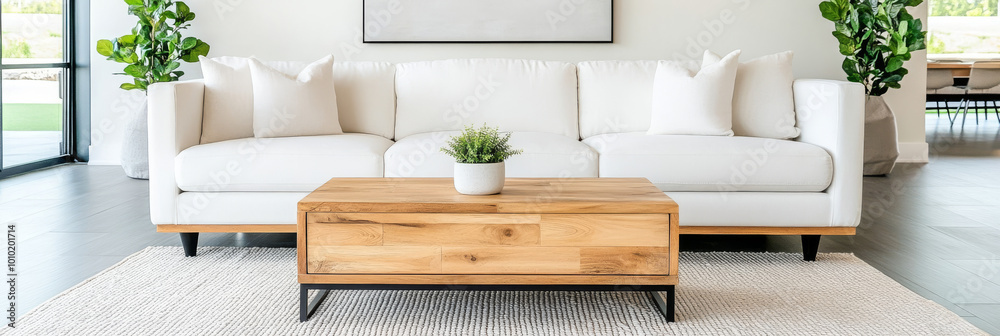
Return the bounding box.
[2,115,999,334]
[2,131,62,168]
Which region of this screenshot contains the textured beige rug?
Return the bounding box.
[4,247,985,335]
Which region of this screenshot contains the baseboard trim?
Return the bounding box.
[680,226,856,235]
[86,145,120,166]
[86,160,120,166]
[897,142,929,163]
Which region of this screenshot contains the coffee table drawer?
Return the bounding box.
[305,213,671,275]
[306,213,670,246]
[306,246,669,275]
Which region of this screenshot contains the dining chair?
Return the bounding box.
[926,69,955,117]
[954,61,1000,127]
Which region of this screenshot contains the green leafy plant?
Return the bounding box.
[931,0,997,16]
[96,0,210,92]
[2,0,62,14]
[441,125,523,164]
[927,32,948,54]
[819,0,926,96]
[2,37,32,58]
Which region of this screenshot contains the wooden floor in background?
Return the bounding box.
[3,115,999,334]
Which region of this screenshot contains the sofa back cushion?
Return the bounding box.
[205,57,396,140]
[578,60,699,139]
[394,59,579,140]
[578,61,657,139]
[334,61,397,140]
[249,56,344,138]
[200,56,254,144]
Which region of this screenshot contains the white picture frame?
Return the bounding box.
[362,0,613,43]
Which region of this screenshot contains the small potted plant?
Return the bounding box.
[441,125,523,195]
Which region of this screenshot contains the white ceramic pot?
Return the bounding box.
[863,95,898,175]
[454,162,505,195]
[121,97,149,180]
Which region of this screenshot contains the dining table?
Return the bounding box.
[927,61,973,78]
[928,60,1000,79]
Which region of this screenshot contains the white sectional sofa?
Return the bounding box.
[148,58,864,258]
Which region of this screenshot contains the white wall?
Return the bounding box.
[886,1,929,162]
[89,0,929,164]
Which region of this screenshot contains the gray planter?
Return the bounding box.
[121,98,149,179]
[863,95,898,176]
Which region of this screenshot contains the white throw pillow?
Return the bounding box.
[704,50,800,139]
[249,55,343,138]
[648,50,741,136]
[199,56,253,144]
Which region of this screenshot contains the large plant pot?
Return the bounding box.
[863,96,898,176]
[121,97,149,179]
[454,162,505,195]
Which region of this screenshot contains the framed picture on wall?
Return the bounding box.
[362,0,613,43]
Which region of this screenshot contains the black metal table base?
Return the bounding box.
[299,284,675,322]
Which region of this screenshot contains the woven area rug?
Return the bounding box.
[6,247,985,335]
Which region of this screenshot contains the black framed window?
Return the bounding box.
[0,0,77,178]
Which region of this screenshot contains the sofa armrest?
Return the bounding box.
[148,80,205,225]
[793,79,865,228]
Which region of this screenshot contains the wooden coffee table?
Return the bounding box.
[297,178,679,322]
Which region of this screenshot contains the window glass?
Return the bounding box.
[2,68,65,168]
[1,0,65,64]
[928,0,1000,57]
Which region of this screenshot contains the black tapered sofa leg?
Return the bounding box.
[180,233,199,257]
[802,235,821,261]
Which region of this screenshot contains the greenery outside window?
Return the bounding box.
[928,0,1000,59]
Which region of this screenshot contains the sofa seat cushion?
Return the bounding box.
[582,133,833,192]
[176,134,392,192]
[385,131,598,178]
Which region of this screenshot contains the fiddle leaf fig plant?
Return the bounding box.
[96,0,210,92]
[819,0,926,96]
